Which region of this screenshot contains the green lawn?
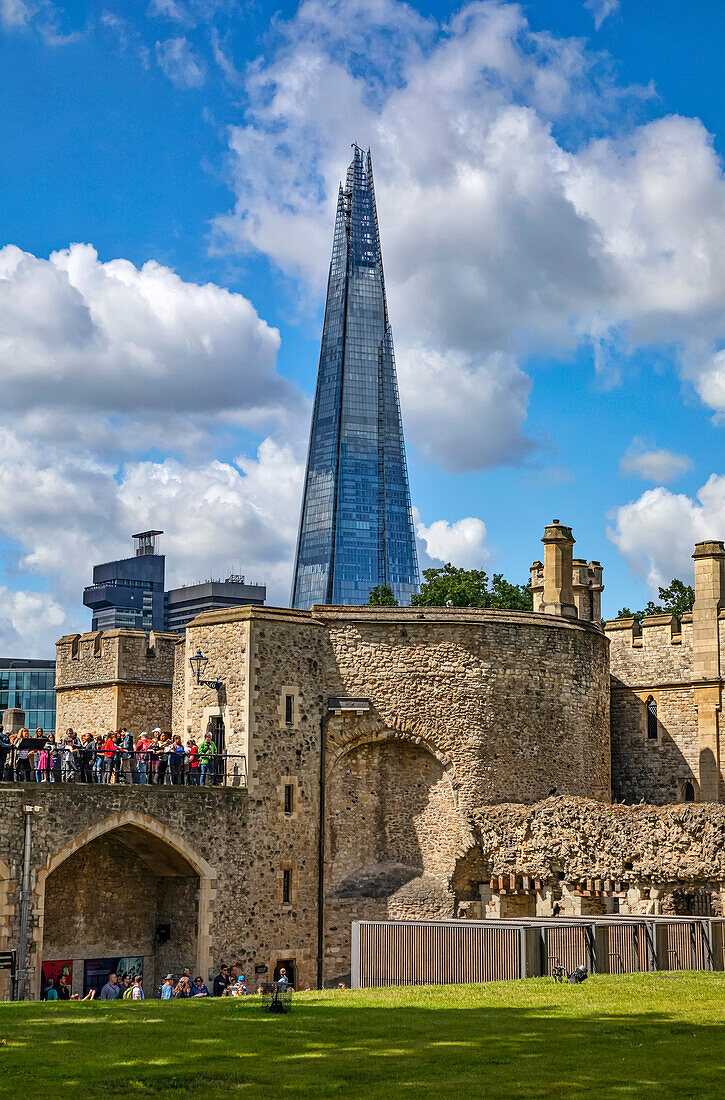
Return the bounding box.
[1,974,724,1097]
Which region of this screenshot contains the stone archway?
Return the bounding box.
[33,812,216,1000]
[323,733,469,984]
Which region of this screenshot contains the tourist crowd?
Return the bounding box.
[42,965,298,1001]
[0,726,225,785]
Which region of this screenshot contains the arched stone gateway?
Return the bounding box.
[33,812,215,1000]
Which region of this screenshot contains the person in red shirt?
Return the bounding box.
[186,740,199,785]
[101,731,117,784]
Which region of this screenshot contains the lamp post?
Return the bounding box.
[188,648,223,691]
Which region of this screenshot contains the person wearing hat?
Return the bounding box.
[160,974,174,1000]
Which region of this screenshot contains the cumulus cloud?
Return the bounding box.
[156,35,206,86]
[416,513,490,571]
[0,242,311,652]
[0,243,300,447]
[213,0,725,472]
[620,439,694,483]
[608,475,725,590]
[0,587,65,656]
[0,426,306,654]
[397,346,532,472]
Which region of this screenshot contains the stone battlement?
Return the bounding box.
[55,628,178,735]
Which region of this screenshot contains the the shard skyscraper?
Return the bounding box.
[291,146,419,608]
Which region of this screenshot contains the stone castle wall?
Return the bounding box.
[606,612,725,804]
[55,629,176,734]
[172,603,610,983]
[315,606,611,806]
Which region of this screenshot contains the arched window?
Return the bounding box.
[646,696,658,740]
[684,780,695,803]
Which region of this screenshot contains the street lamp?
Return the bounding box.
[189,648,223,690]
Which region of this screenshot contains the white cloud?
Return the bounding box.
[0,0,33,27]
[0,587,65,657]
[608,475,725,590]
[0,427,305,654]
[0,0,75,42]
[620,439,694,483]
[156,35,206,87]
[0,242,310,653]
[584,0,620,30]
[215,0,725,472]
[416,513,490,571]
[397,346,532,472]
[0,243,299,447]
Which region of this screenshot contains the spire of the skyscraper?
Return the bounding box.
[291,147,419,608]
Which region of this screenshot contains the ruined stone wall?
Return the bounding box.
[465,796,725,901]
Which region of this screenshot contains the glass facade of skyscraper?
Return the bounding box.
[0,659,56,732]
[292,146,419,607]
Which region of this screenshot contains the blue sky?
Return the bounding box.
[1,0,725,655]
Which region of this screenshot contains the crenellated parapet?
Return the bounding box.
[605,613,693,686]
[605,541,725,806]
[55,628,177,735]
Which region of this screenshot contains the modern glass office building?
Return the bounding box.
[292,146,419,607]
[83,531,166,632]
[0,659,56,732]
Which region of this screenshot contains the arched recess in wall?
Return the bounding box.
[32,812,216,1000]
[325,732,468,920]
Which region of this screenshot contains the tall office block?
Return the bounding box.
[292,146,419,607]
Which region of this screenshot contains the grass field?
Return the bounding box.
[1,973,724,1097]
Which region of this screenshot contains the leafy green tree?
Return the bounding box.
[617,578,694,623]
[411,563,533,610]
[367,584,398,606]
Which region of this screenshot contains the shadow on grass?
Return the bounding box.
[0,976,724,1098]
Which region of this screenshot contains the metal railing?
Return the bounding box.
[351,916,725,989]
[1,750,247,788]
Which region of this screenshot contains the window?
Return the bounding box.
[282,869,292,905]
[646,696,658,740]
[285,694,294,726]
[284,784,294,815]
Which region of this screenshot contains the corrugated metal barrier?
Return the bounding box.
[351,916,725,989]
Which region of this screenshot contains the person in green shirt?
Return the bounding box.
[44,984,58,1001]
[198,733,217,786]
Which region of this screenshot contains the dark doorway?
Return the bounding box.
[684,780,695,802]
[274,959,296,987]
[208,715,225,754]
[208,716,225,784]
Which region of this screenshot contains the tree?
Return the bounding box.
[367,584,398,606]
[617,578,695,623]
[411,563,533,610]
